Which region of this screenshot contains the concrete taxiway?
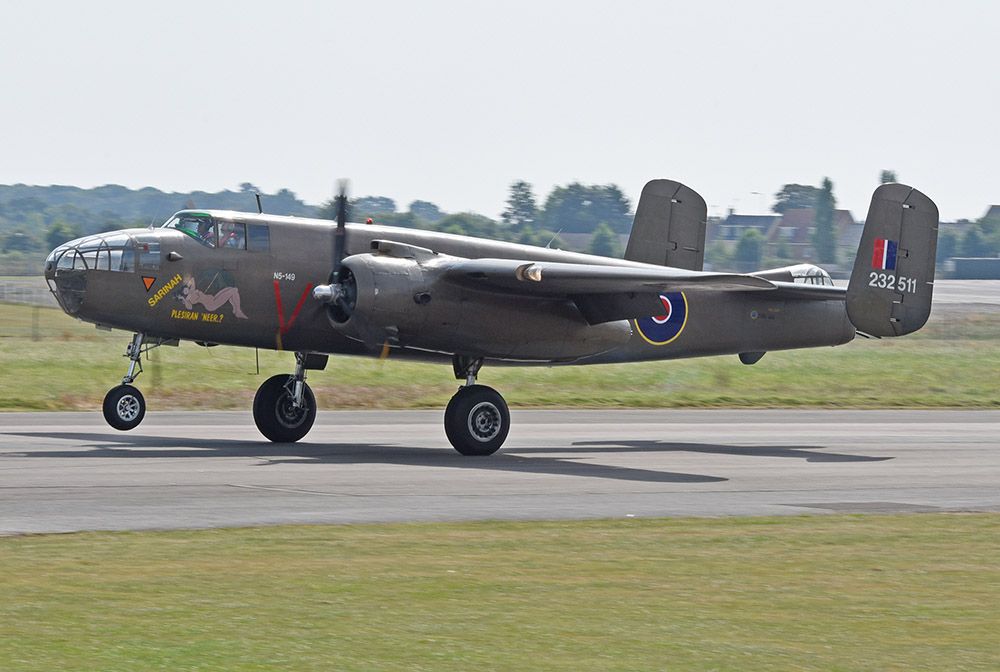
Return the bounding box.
[1,410,998,534]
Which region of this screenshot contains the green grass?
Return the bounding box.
[1,302,998,410]
[1,514,998,671]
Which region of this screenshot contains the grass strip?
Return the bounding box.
[1,302,998,410]
[1,514,998,671]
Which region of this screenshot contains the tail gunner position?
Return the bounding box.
[44,181,939,455]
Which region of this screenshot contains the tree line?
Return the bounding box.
[0,180,633,265]
[315,181,631,256]
[2,175,998,274]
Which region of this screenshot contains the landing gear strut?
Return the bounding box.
[103,333,147,431]
[253,352,317,443]
[444,356,510,456]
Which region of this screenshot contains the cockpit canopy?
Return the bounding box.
[163,211,265,251]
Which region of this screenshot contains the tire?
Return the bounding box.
[253,374,316,443]
[444,385,509,456]
[103,384,146,431]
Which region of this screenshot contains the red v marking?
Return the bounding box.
[273,281,315,335]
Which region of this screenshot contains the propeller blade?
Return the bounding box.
[330,179,349,282]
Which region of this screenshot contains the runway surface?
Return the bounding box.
[1,410,998,534]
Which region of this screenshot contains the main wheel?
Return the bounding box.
[253,374,317,443]
[103,384,146,431]
[444,385,509,456]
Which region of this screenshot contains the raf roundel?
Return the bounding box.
[634,292,688,345]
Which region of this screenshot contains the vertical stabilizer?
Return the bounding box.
[846,184,939,337]
[625,179,707,270]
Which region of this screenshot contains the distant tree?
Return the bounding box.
[774,238,792,260]
[704,241,733,270]
[3,229,43,253]
[45,220,79,250]
[239,182,261,193]
[812,177,838,264]
[588,222,622,257]
[408,200,445,224]
[880,170,898,184]
[376,212,420,229]
[772,184,820,214]
[317,195,397,221]
[734,228,765,268]
[516,227,543,247]
[961,227,990,257]
[351,196,397,220]
[436,213,499,240]
[541,183,632,234]
[501,181,538,232]
[977,214,1000,255]
[316,198,338,220]
[936,230,959,263]
[441,222,467,236]
[536,230,565,250]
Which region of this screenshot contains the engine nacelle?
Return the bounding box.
[325,251,631,361]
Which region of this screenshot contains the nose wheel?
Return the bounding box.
[102,332,153,431]
[103,384,146,431]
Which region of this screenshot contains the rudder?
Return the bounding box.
[624,179,707,270]
[847,183,939,337]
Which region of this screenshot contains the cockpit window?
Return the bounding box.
[163,213,217,248]
[217,220,247,250]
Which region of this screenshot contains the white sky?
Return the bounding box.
[0,1,996,221]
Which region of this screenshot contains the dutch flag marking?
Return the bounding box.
[872,238,898,271]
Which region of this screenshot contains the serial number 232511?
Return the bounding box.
[869,272,918,294]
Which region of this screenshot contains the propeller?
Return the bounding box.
[331,179,348,281]
[313,180,358,322]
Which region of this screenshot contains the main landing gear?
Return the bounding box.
[252,352,317,443]
[444,356,510,456]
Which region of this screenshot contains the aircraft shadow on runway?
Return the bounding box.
[1,431,728,484]
[567,440,893,463]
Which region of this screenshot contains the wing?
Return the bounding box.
[443,258,776,324]
[445,259,775,295]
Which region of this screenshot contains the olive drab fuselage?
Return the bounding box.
[45,211,856,365]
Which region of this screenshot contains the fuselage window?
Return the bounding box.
[136,238,161,271]
[218,221,247,250]
[247,223,270,252]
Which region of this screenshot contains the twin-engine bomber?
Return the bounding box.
[44,180,939,455]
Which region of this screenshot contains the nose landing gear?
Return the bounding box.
[103,332,149,431]
[444,356,510,456]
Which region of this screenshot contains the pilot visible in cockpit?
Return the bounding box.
[197,220,216,247]
[218,221,246,249]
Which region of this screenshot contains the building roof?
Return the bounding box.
[769,208,855,245]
